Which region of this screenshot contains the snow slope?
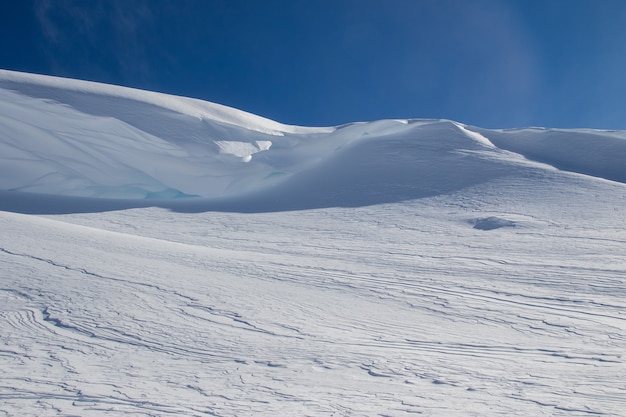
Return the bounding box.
[1,70,625,416]
[2,69,625,211]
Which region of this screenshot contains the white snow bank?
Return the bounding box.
[0,69,334,136]
[476,127,626,184]
[1,70,625,208]
[452,121,496,148]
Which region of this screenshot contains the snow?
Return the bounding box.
[215,140,272,162]
[0,69,333,136]
[452,121,496,149]
[1,70,626,416]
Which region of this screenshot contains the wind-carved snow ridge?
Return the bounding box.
[0,69,334,136]
[2,69,626,209]
[452,121,496,148]
[1,71,626,416]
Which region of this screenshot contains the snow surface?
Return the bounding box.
[1,70,625,416]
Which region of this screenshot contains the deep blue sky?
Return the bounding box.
[2,0,626,129]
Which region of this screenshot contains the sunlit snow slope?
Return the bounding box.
[3,69,625,213]
[1,70,625,416]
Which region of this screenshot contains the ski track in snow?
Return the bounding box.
[0,70,626,416]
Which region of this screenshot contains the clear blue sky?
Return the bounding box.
[2,0,626,129]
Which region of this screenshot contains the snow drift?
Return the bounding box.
[1,69,625,213]
[1,70,625,416]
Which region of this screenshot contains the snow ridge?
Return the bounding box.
[0,69,333,135]
[0,69,625,208]
[1,71,625,416]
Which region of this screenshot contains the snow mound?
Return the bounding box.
[0,69,333,136]
[476,127,626,184]
[1,70,626,212]
[1,74,626,417]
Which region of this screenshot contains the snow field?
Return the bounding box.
[0,70,625,415]
[2,171,626,415]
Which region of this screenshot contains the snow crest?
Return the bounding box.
[1,69,626,208]
[0,71,625,416]
[0,69,334,136]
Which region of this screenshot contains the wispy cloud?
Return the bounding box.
[446,0,539,125]
[33,0,155,83]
